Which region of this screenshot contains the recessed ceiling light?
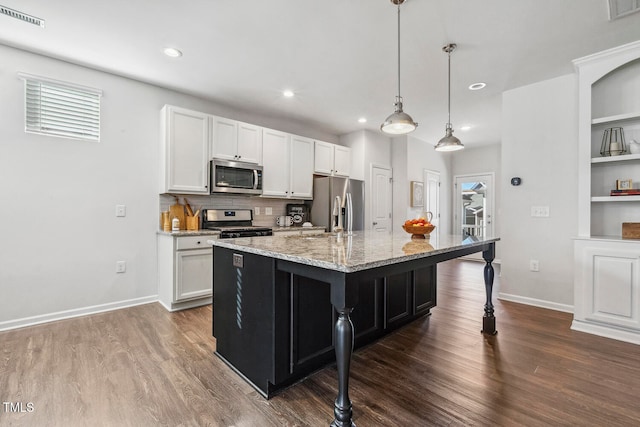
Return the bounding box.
[163,47,182,58]
[460,125,472,131]
[283,90,294,98]
[468,82,486,91]
[358,117,367,123]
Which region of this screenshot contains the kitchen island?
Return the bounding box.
[210,231,499,427]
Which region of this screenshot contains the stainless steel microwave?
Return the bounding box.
[210,159,263,195]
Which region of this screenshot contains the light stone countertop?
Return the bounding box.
[157,229,221,237]
[209,231,500,273]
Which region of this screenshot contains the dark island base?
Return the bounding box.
[214,241,496,426]
[213,247,437,398]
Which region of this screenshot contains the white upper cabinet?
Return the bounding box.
[314,140,351,177]
[211,116,262,164]
[262,130,314,199]
[160,105,210,194]
[333,144,351,177]
[262,128,290,197]
[289,135,314,199]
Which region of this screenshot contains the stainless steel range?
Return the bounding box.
[202,209,272,239]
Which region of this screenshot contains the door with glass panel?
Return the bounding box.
[454,173,494,240]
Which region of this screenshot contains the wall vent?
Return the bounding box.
[0,4,45,27]
[609,0,640,20]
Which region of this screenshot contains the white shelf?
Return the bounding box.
[591,195,640,202]
[591,153,640,163]
[592,111,640,125]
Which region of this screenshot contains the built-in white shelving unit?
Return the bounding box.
[573,40,640,345]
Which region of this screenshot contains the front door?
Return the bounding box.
[371,165,392,231]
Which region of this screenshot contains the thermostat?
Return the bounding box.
[511,177,522,186]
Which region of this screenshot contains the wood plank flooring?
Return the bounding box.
[1,259,639,426]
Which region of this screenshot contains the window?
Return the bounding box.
[18,73,102,141]
[609,0,640,20]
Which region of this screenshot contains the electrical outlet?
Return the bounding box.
[530,259,539,272]
[116,261,126,273]
[265,207,273,215]
[115,205,126,217]
[254,207,260,216]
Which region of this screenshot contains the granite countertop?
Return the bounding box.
[157,229,221,237]
[272,225,326,233]
[209,231,500,272]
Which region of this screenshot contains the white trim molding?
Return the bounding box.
[0,296,158,332]
[498,292,574,314]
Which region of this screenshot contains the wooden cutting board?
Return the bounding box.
[622,223,640,239]
[169,200,186,230]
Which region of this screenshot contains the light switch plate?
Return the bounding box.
[531,206,549,217]
[116,205,126,217]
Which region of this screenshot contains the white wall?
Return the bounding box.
[0,44,338,329]
[500,74,578,311]
[340,129,391,230]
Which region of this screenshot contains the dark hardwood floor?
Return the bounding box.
[1,260,639,426]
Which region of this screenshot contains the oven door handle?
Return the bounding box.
[253,169,259,190]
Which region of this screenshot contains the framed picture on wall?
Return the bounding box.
[410,181,424,207]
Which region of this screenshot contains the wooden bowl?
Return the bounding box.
[402,224,435,239]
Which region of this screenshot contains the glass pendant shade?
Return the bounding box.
[381,98,417,134]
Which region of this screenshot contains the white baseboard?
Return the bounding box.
[0,295,158,332]
[158,297,212,312]
[571,320,640,345]
[498,292,574,313]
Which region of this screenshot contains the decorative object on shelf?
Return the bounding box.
[435,43,464,152]
[600,127,626,156]
[410,180,424,207]
[510,177,522,186]
[611,178,638,195]
[629,139,640,154]
[380,0,417,135]
[622,222,640,239]
[616,178,633,190]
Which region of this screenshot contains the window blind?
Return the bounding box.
[19,73,102,141]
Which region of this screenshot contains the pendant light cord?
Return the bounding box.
[447,48,451,125]
[397,4,401,101]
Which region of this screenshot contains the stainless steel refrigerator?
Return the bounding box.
[311,176,365,232]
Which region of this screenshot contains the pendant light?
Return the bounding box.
[435,43,464,151]
[381,0,417,135]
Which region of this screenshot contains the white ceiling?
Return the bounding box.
[1,0,640,147]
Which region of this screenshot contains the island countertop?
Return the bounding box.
[209,231,499,273]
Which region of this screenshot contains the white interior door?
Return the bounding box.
[371,165,392,232]
[454,173,494,239]
[424,169,440,230]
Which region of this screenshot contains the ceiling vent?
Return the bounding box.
[609,0,640,20]
[0,5,45,27]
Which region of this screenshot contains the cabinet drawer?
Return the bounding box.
[176,236,212,250]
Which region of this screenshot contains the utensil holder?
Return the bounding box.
[186,216,199,231]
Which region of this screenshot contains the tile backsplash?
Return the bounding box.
[159,194,308,227]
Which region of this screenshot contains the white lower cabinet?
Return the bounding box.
[158,234,215,311]
[573,238,640,344]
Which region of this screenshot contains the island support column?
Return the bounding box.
[482,243,497,335]
[330,277,358,427]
